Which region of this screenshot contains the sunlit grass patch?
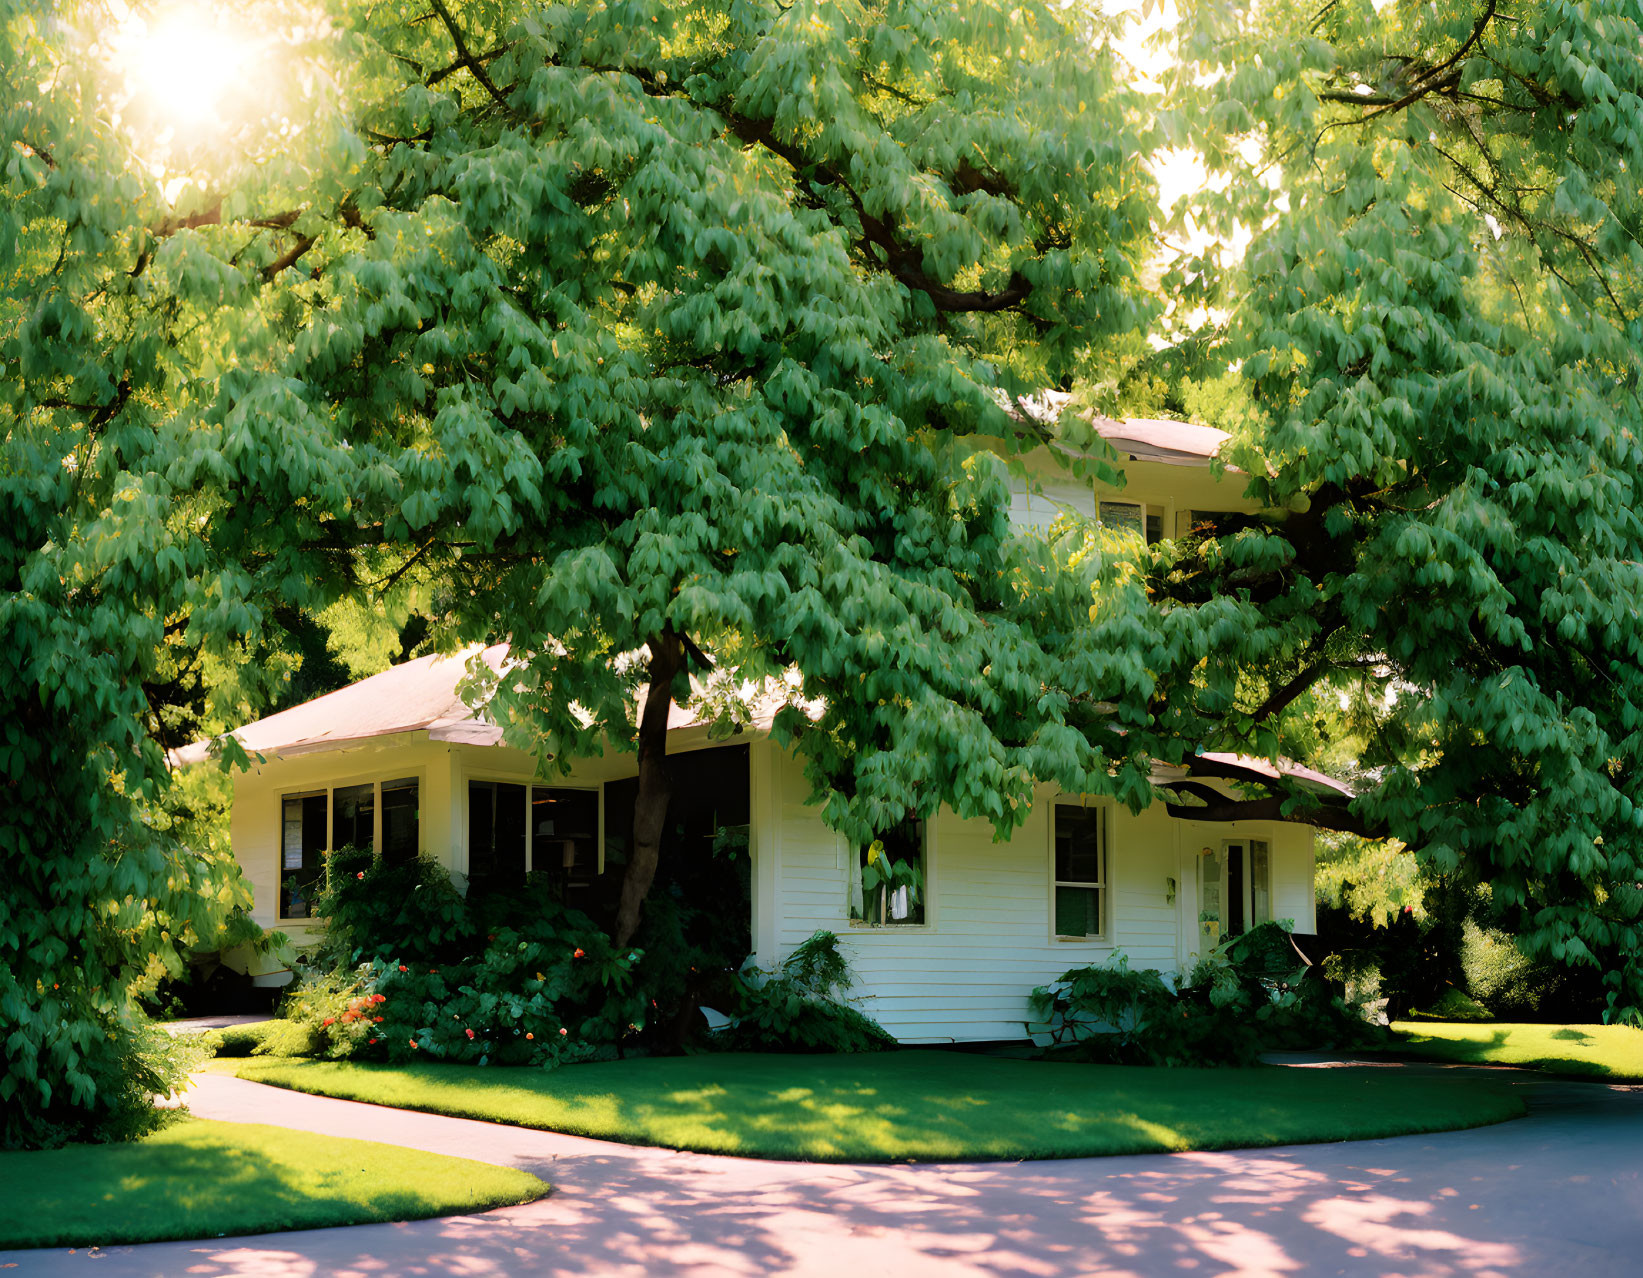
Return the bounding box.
[224,1049,1524,1163]
[0,1117,547,1249]
[1391,1021,1643,1080]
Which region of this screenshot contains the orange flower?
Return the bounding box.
[373,1015,384,1023]
[525,1032,534,1041]
[322,1017,335,1026]
[573,948,585,959]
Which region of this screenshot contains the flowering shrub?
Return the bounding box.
[271,856,645,1066]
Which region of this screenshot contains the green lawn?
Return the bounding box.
[0,1117,547,1250]
[223,1049,1525,1162]
[1391,1020,1643,1080]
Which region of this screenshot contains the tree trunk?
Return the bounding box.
[613,629,685,948]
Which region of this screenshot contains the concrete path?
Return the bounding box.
[6,1064,1641,1277]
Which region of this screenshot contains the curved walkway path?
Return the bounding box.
[6,1061,1641,1277]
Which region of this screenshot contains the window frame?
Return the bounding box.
[1049,798,1110,942]
[847,816,935,930]
[274,767,427,924]
[1097,500,1166,546]
[463,774,603,879]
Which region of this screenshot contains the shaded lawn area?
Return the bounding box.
[0,1116,547,1250]
[223,1049,1525,1162]
[1391,1021,1643,1080]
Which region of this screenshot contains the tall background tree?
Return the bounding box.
[1098,0,1643,1018]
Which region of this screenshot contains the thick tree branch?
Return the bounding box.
[1164,781,1386,838]
[426,0,511,108]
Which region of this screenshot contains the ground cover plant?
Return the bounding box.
[1030,926,1381,1066]
[1390,1022,1643,1081]
[0,1116,546,1249]
[220,1050,1524,1163]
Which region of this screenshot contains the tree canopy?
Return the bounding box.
[5,0,1643,1146]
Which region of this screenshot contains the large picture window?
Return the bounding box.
[850,818,927,926]
[278,776,421,920]
[1053,804,1107,939]
[467,781,599,900]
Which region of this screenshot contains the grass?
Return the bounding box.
[0,1116,547,1250]
[222,1049,1525,1163]
[1391,1020,1643,1080]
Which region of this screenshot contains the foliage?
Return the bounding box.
[222,1050,1526,1162]
[1316,834,1426,928]
[1132,0,1643,1022]
[0,1117,548,1249]
[1031,928,1379,1066]
[205,1021,281,1059]
[726,930,896,1054]
[311,847,473,968]
[278,854,644,1065]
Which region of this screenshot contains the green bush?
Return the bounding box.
[1031,925,1381,1066]
[311,847,473,967]
[1461,920,1547,1017]
[270,856,645,1066]
[204,1022,279,1058]
[726,931,896,1053]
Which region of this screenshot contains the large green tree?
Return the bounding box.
[2,0,1161,1143]
[1087,0,1643,1018]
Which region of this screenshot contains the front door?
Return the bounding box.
[1197,839,1271,945]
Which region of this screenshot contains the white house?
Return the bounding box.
[186,414,1338,1043]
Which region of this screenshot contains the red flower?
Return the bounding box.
[465,1028,475,1040]
[368,1038,377,1045]
[398,965,408,972]
[356,871,365,880]
[559,1028,567,1036]
[374,993,386,1003]
[409,1038,418,1049]
[573,948,586,959]
[322,1017,335,1026]
[373,1016,384,1023]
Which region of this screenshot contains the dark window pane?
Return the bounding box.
[1145,513,1163,544]
[281,793,329,919]
[381,778,419,865]
[533,787,599,901]
[331,783,374,853]
[1055,805,1103,883]
[467,780,523,886]
[1055,886,1100,937]
[1099,501,1143,536]
[1227,843,1246,936]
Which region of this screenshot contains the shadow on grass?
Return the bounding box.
[227,1050,1524,1163]
[0,1119,545,1250]
[37,1061,1643,1278]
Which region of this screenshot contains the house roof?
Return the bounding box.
[175,650,1353,804]
[1001,391,1232,467]
[1094,415,1231,467]
[169,645,511,766]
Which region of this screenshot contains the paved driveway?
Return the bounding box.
[6,1063,1640,1277]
